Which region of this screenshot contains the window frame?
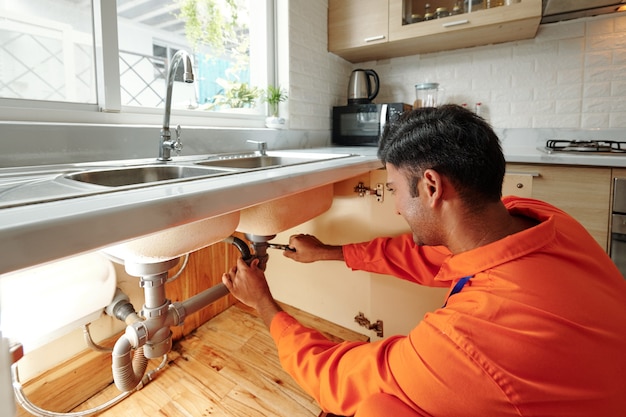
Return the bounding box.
[0,0,276,128]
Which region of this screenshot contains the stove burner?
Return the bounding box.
[545,140,626,154]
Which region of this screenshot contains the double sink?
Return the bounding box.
[63,151,353,188]
[59,150,357,263]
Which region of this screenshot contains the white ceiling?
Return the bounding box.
[117,0,186,34]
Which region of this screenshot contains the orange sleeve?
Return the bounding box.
[342,234,450,287]
[270,311,407,415]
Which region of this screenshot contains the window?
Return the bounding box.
[0,0,273,125]
[0,0,96,103]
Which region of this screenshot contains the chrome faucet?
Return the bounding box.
[158,50,194,161]
[247,140,267,156]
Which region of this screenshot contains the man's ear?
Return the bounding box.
[422,169,442,204]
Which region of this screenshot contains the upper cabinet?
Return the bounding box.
[328,0,389,52]
[328,0,542,63]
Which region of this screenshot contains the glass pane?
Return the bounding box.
[0,0,96,103]
[117,0,266,115]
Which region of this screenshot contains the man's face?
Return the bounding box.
[385,163,436,246]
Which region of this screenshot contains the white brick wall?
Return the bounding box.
[365,13,626,129]
[288,0,352,131]
[290,3,626,130]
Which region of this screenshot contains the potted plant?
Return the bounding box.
[263,85,288,128]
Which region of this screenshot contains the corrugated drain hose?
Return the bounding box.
[111,335,149,392]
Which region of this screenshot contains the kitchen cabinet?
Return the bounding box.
[506,163,612,251]
[328,0,542,63]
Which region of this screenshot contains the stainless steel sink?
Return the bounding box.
[195,151,353,170]
[63,164,232,187]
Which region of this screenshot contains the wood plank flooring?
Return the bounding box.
[70,303,367,417]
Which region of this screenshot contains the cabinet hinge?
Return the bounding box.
[354,182,384,203]
[354,312,384,337]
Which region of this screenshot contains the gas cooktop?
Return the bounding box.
[539,140,626,155]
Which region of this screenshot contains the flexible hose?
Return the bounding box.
[111,335,149,392]
[12,363,131,417]
[166,253,189,284]
[82,323,112,353]
[11,354,167,417]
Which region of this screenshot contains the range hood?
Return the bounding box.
[542,0,626,23]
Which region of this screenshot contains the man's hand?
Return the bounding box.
[283,234,344,263]
[222,257,282,327]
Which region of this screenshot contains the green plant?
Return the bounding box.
[209,78,260,109]
[263,85,288,117]
[176,0,239,55]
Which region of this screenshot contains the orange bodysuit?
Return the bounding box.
[269,197,626,416]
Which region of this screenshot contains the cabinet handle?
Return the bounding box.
[442,19,470,28]
[364,35,386,42]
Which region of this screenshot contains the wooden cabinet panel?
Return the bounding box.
[328,0,541,63]
[507,163,612,251]
[328,0,388,52]
[166,237,242,341]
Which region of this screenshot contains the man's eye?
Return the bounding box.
[386,187,395,194]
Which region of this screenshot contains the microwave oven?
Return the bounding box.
[332,103,412,146]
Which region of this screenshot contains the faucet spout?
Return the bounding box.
[158,50,195,161]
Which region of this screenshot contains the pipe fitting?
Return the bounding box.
[125,321,148,348]
[141,300,170,320]
[223,235,253,263]
[169,302,186,326]
[105,288,138,323]
[143,327,172,359]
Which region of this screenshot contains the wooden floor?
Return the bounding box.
[71,303,367,417]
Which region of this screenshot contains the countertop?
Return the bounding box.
[3,130,626,277]
[0,147,382,276]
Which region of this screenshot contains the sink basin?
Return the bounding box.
[102,211,241,264]
[64,165,231,187]
[196,151,353,170]
[237,184,334,236]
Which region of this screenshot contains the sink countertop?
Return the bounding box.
[0,147,382,276]
[3,135,626,277]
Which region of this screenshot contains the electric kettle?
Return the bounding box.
[347,69,380,104]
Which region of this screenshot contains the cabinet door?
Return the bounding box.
[266,170,446,339]
[266,172,374,335]
[503,171,534,197]
[507,163,612,251]
[366,169,448,341]
[387,0,541,56]
[328,0,388,52]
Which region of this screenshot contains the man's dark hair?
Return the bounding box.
[378,104,505,205]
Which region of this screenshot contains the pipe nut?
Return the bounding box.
[125,321,148,348]
[169,302,186,326]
